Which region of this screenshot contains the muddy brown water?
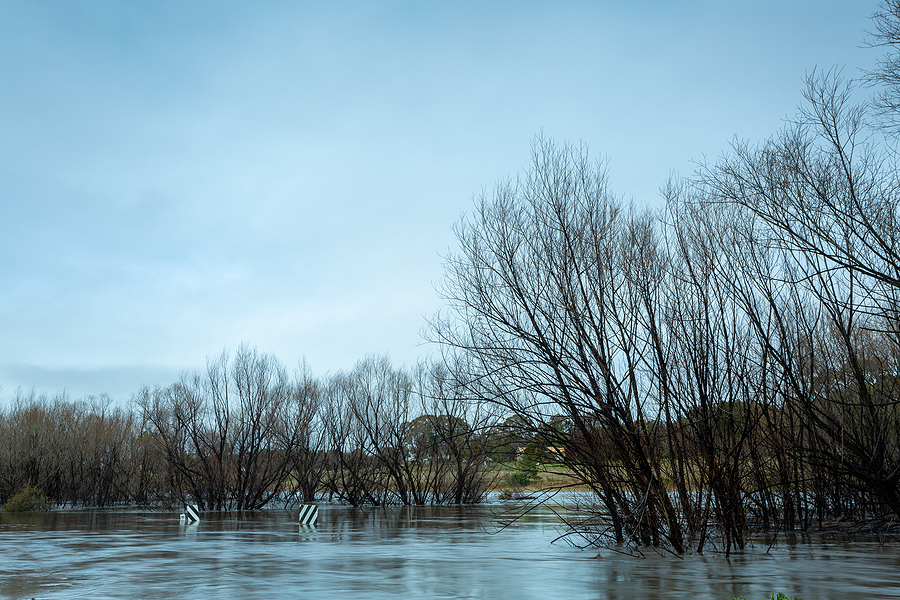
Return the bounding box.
[2,500,899,599]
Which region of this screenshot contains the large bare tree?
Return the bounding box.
[431,136,691,552]
[137,344,307,511]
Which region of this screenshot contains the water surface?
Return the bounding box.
[2,503,899,599]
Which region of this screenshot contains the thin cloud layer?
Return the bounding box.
[0,0,878,400]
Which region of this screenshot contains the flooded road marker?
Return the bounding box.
[181,503,200,523]
[298,504,318,525]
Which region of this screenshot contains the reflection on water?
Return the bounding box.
[2,502,899,599]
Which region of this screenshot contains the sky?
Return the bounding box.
[0,0,883,403]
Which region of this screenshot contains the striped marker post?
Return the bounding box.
[298,504,318,526]
[181,503,200,523]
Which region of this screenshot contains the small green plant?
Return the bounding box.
[505,471,533,487]
[2,486,52,512]
[504,455,542,488]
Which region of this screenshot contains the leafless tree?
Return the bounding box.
[318,354,497,506]
[430,136,692,552]
[411,357,500,504]
[281,360,327,504]
[866,0,900,134]
[137,344,306,511]
[695,70,900,525]
[0,391,149,507]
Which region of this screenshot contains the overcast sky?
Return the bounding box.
[0,1,882,402]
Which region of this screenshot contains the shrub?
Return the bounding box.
[504,459,542,488]
[2,486,52,512]
[505,472,533,487]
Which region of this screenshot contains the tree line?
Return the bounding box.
[0,347,501,511]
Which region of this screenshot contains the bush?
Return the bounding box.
[2,486,52,512]
[505,472,533,487]
[504,458,542,488]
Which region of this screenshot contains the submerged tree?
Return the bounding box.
[434,76,900,552]
[137,344,310,511]
[430,136,693,552]
[697,70,900,523]
[319,354,497,506]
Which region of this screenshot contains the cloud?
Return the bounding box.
[0,0,881,402]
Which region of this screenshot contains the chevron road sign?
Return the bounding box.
[298,504,318,525]
[181,503,200,523]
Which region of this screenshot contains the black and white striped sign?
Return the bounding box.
[298,504,318,525]
[182,503,200,523]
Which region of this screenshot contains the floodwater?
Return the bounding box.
[2,500,899,599]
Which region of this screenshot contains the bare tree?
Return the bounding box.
[318,354,496,506]
[0,391,148,508]
[281,360,327,504]
[430,136,691,552]
[137,344,305,511]
[866,0,900,134]
[411,357,500,504]
[695,71,900,525]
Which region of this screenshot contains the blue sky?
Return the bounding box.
[0,1,881,401]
